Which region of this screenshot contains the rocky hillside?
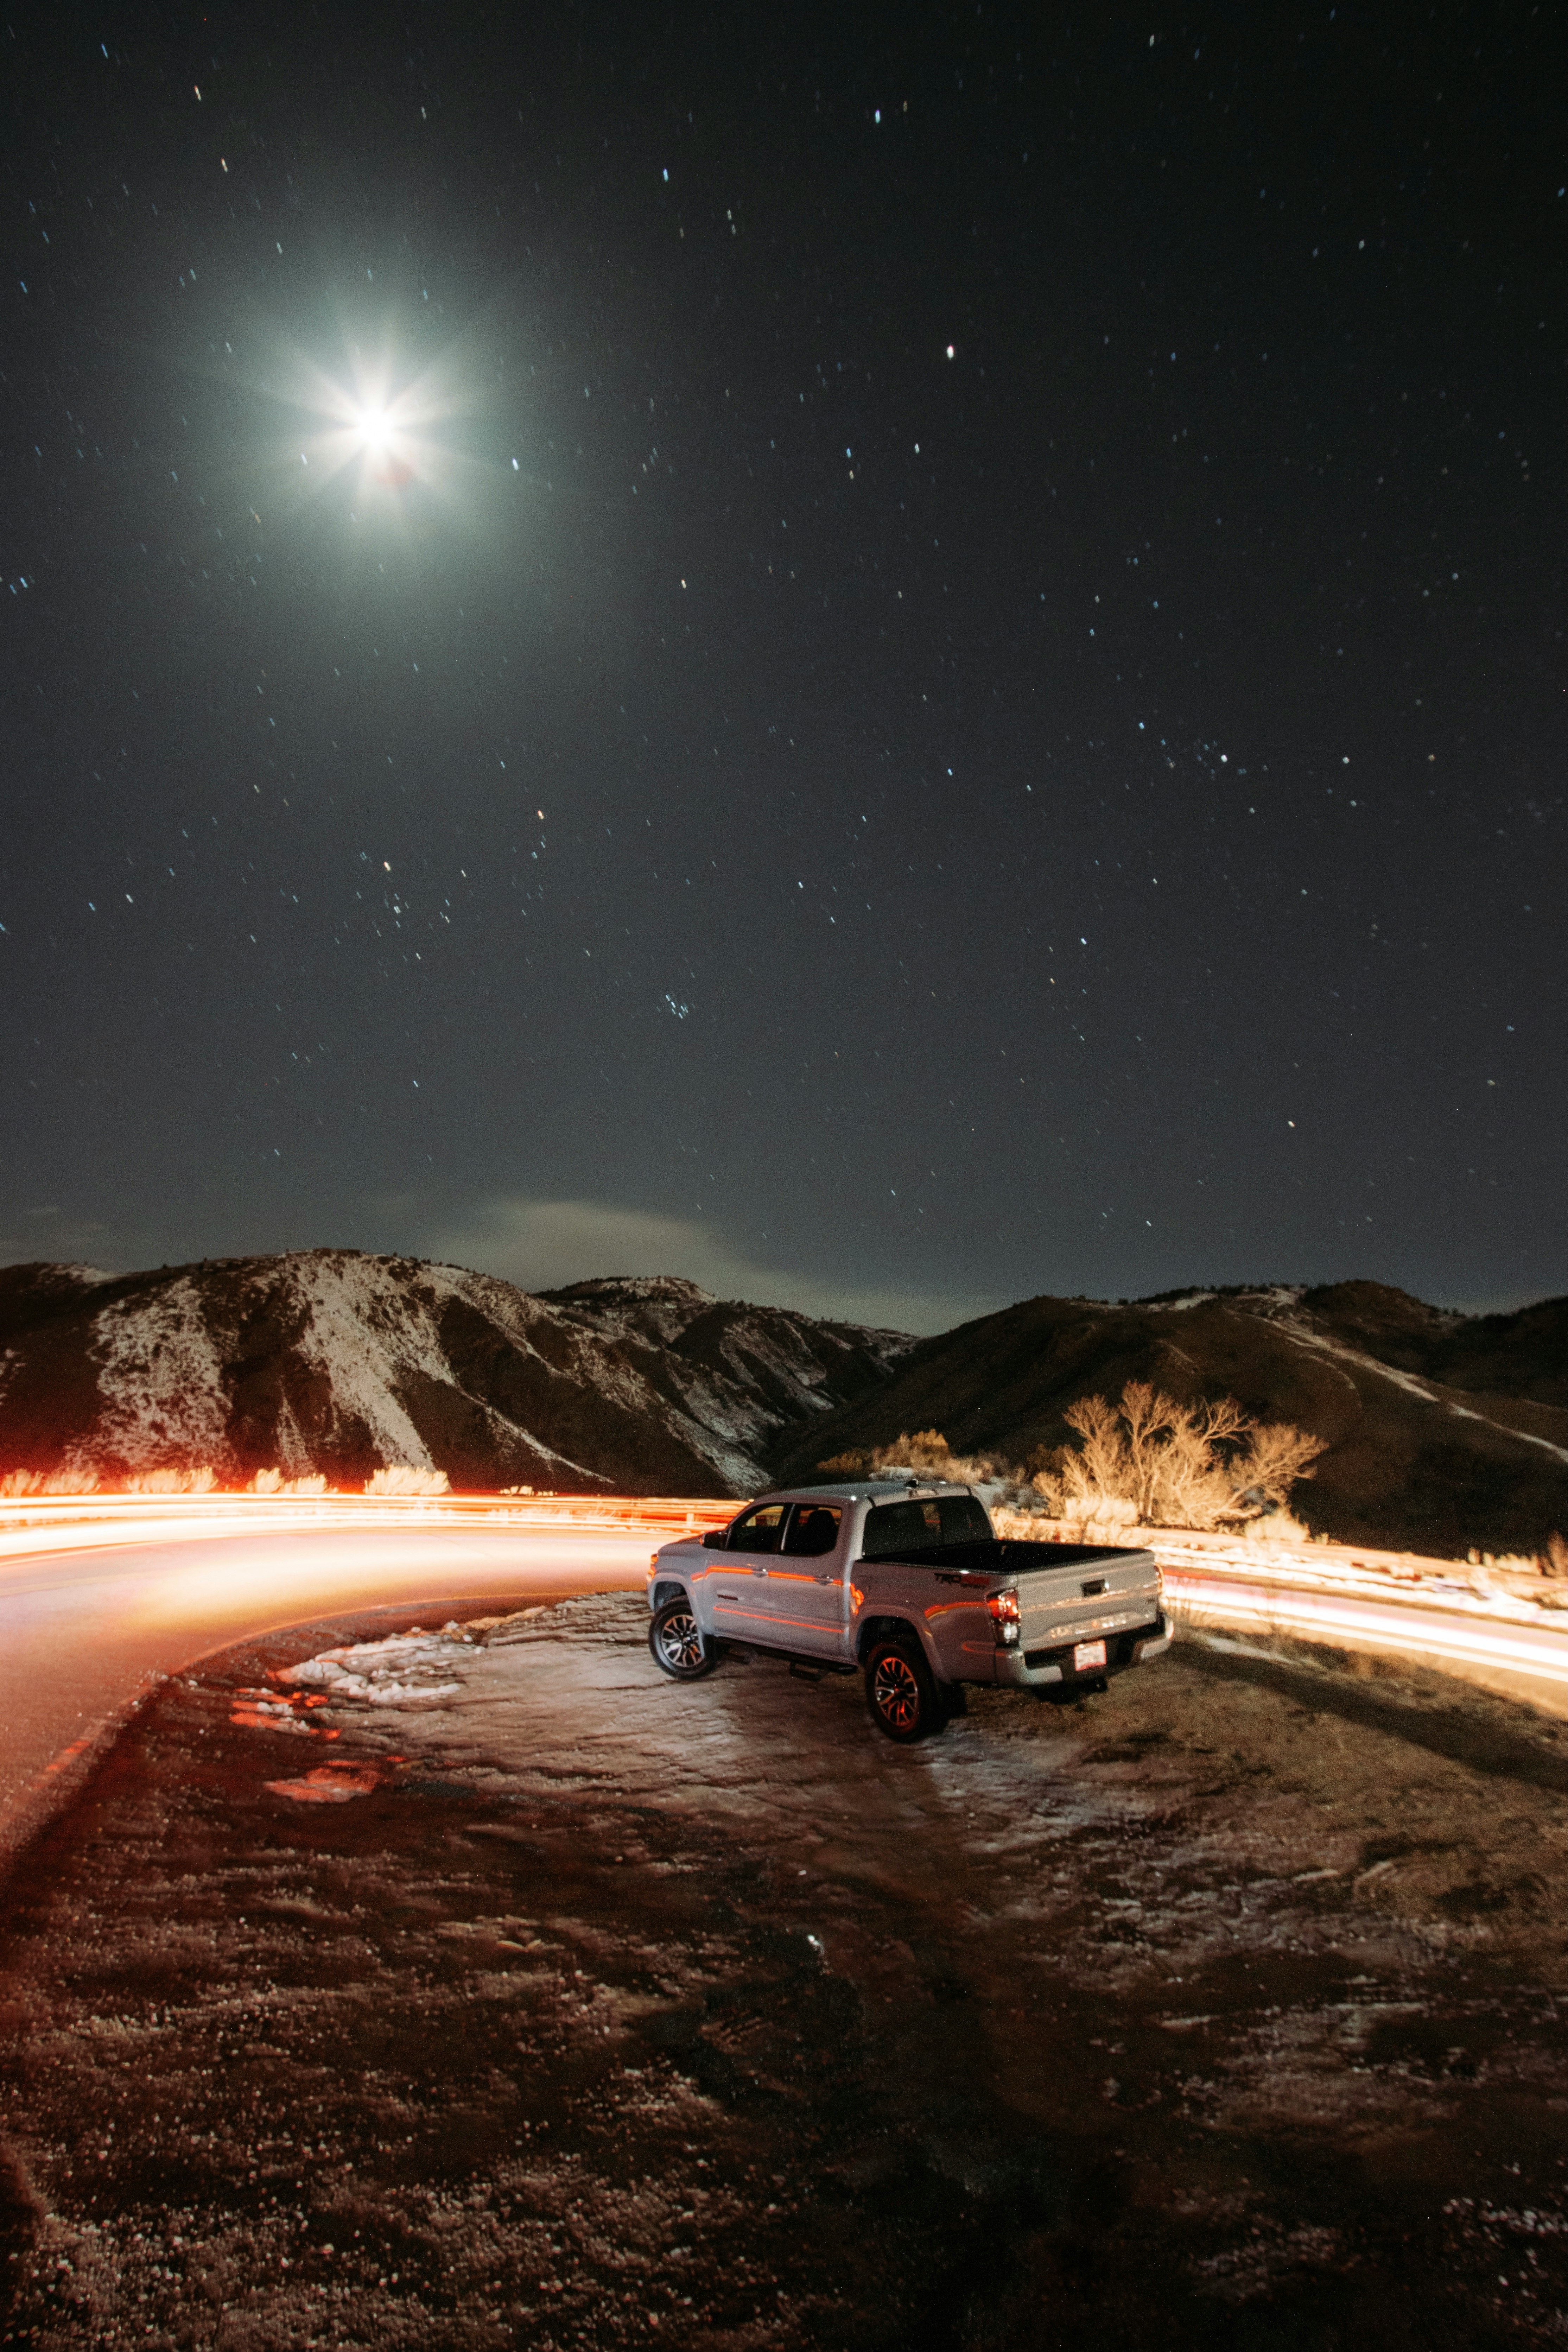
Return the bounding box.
[0,1254,914,1497]
[540,1276,913,1474]
[770,1280,1568,1558]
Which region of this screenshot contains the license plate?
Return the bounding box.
[1072,1639,1107,1672]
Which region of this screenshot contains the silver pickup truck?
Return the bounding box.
[646,1476,1171,1741]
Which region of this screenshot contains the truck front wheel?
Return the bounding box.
[864,1639,945,1743]
[649,1597,719,1681]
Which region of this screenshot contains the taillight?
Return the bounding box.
[987,1590,1021,1647]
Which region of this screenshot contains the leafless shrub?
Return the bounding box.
[1245,1509,1313,1545]
[1545,1531,1568,1580]
[121,1465,220,1494]
[819,1429,997,1485]
[0,1469,107,1497]
[364,1466,451,1496]
[248,1469,329,1496]
[1029,1381,1324,1533]
[991,1501,1083,1540]
[872,1428,999,1482]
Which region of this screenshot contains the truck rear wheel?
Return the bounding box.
[649,1597,719,1681]
[864,1639,945,1743]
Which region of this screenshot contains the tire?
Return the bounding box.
[649,1596,719,1681]
[864,1638,945,1743]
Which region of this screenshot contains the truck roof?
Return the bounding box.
[752,1476,977,1507]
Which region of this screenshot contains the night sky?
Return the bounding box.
[3,5,1563,1333]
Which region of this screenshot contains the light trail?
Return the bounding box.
[1158,1554,1568,1718]
[1004,1522,1568,1716]
[1,1496,1563,1868]
[0,1494,731,1862]
[0,1490,729,1568]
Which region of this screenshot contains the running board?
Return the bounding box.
[720,1641,857,1679]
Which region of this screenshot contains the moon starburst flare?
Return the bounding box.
[286,363,430,501]
[235,329,496,528]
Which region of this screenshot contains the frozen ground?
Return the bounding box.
[1,1596,1566,2348]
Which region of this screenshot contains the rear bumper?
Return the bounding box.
[994,1611,1171,1689]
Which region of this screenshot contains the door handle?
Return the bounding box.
[813,1573,834,1584]
[753,1565,769,1577]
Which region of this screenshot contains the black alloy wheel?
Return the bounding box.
[649,1597,719,1680]
[864,1638,945,1743]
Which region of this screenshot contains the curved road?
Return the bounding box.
[0,1497,721,1858]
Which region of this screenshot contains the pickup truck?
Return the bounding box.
[646,1475,1171,1741]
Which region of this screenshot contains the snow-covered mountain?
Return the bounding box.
[4,1256,1562,1550]
[540,1275,915,1479]
[0,1254,915,1496]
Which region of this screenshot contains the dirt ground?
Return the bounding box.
[1,1593,1566,2352]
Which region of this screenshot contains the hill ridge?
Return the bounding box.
[0,1250,913,1498]
[1,1254,1563,1552]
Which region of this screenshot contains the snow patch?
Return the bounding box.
[71,1276,230,1473]
[277,1625,478,1706]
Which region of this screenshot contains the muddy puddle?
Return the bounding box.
[1,1593,1566,2349]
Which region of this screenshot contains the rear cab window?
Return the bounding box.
[860,1494,991,1557]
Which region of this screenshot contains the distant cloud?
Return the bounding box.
[421,1194,999,1337]
[0,1206,115,1270]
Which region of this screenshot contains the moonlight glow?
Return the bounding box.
[353,405,394,454]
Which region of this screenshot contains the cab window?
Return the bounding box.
[861,1498,944,1557]
[726,1502,787,1554]
[938,1495,990,1543]
[783,1503,843,1558]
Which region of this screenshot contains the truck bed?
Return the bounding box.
[866,1538,1151,1577]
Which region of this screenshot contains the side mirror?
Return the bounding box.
[701,1528,728,1549]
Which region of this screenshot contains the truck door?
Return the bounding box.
[707,1501,787,1642]
[767,1503,846,1657]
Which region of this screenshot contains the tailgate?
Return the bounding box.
[1011,1545,1162,1653]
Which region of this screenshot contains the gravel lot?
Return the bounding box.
[1,1592,1566,2350]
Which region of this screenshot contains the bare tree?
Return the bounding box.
[1032,1382,1324,1532]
